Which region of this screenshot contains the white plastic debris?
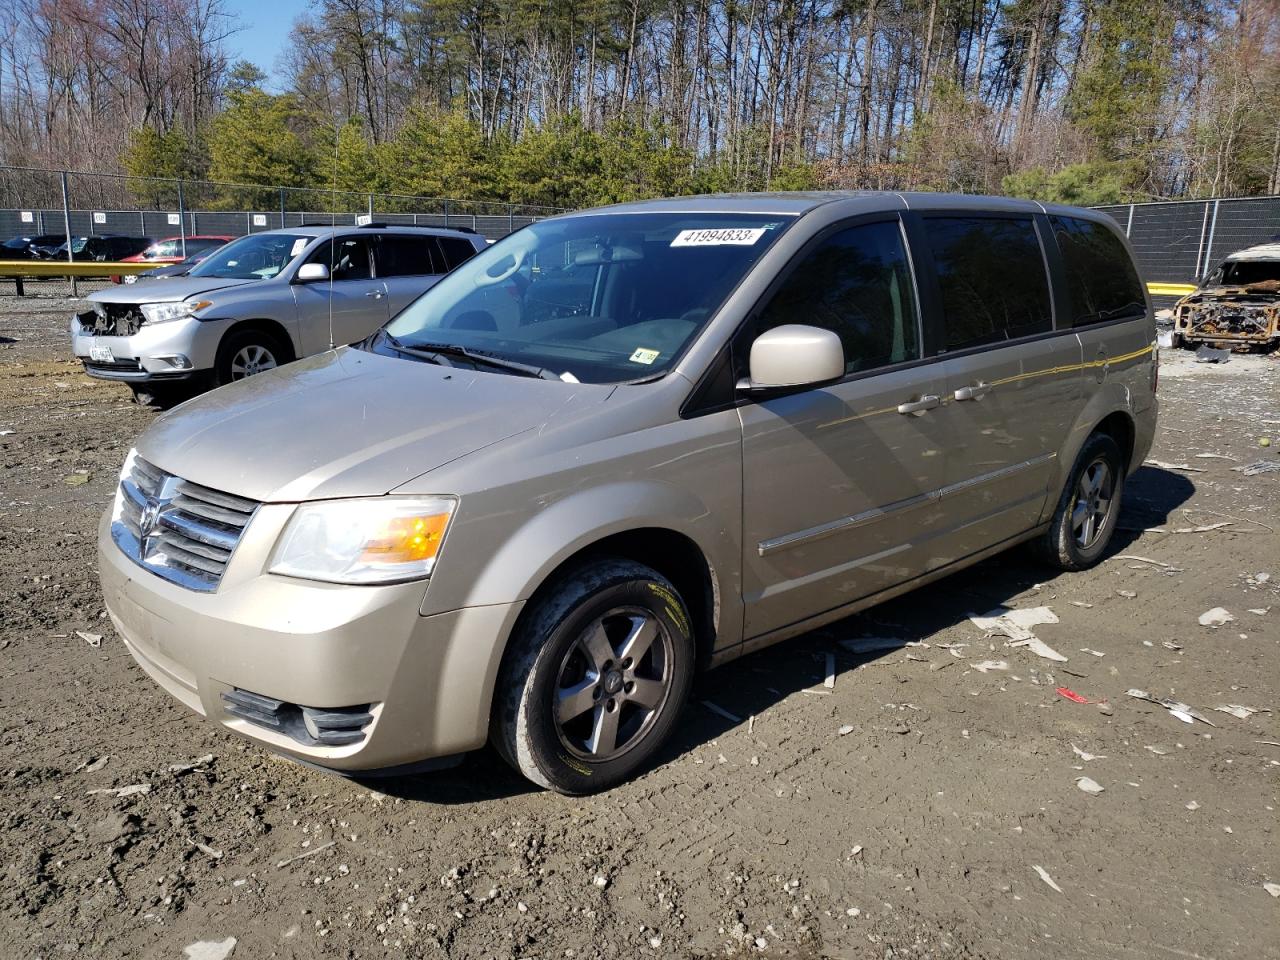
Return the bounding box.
[1185,800,1200,811]
[838,724,854,736]
[76,631,102,648]
[1264,882,1280,898]
[1075,777,1104,795]
[1198,607,1234,627]
[969,606,1058,642]
[87,783,151,798]
[1126,689,1216,726]
[824,653,836,689]
[1032,865,1063,893]
[972,660,1009,673]
[170,754,215,774]
[1214,704,1265,720]
[183,939,237,960]
[1072,744,1105,762]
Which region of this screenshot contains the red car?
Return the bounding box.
[111,235,234,283]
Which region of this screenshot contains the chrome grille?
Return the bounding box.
[112,454,258,592]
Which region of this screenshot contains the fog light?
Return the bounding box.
[155,355,192,369]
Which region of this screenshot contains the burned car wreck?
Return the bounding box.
[1173,243,1280,351]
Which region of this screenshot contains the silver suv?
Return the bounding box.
[70,224,486,402]
[98,193,1157,793]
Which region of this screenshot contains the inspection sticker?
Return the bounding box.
[629,347,661,365]
[670,227,766,247]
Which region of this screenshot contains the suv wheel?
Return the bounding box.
[215,329,287,385]
[1032,431,1126,570]
[492,559,695,794]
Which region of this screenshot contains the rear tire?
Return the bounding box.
[491,559,695,794]
[214,329,289,386]
[1031,432,1126,571]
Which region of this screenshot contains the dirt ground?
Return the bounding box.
[1,288,1278,960]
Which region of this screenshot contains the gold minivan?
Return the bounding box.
[100,193,1157,793]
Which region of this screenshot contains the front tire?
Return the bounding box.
[214,329,287,386]
[1032,432,1126,570]
[492,559,695,794]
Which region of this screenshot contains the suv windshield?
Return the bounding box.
[376,213,790,383]
[1210,259,1280,286]
[188,233,309,280]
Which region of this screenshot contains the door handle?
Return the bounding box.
[365,290,385,299]
[897,394,941,415]
[954,382,990,401]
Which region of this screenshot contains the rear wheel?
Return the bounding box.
[215,329,288,386]
[492,559,695,794]
[1032,432,1126,570]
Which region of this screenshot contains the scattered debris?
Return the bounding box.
[276,840,337,868]
[1265,883,1280,898]
[1185,800,1200,811]
[1032,865,1063,893]
[1195,345,1231,363]
[1214,704,1267,720]
[75,630,102,647]
[1162,641,1183,651]
[1068,601,1094,608]
[1116,589,1137,598]
[1194,453,1238,461]
[1198,607,1235,627]
[1057,687,1100,705]
[169,754,215,774]
[1145,746,1169,756]
[972,660,1009,673]
[190,838,223,859]
[1126,689,1216,726]
[87,783,151,798]
[76,756,109,773]
[1145,459,1206,473]
[63,473,90,486]
[1072,744,1105,762]
[1111,555,1176,569]
[1075,777,1104,795]
[969,606,1059,642]
[823,653,836,689]
[838,724,854,736]
[1234,459,1280,477]
[183,939,237,960]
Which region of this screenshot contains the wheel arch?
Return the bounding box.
[219,318,298,363]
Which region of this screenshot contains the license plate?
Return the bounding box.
[89,342,114,363]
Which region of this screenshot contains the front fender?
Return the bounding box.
[432,479,728,619]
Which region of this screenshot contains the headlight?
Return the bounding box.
[140,300,212,324]
[269,497,456,584]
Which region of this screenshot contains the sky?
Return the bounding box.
[223,0,311,90]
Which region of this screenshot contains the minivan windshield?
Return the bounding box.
[376,213,790,383]
[188,233,308,280]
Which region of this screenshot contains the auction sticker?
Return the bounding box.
[671,227,766,247]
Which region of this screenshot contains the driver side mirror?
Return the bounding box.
[737,324,845,393]
[295,262,329,283]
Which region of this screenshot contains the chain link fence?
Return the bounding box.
[0,165,567,249]
[1095,196,1280,294]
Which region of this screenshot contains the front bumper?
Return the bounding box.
[98,508,524,772]
[70,314,227,381]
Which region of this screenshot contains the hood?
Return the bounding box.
[137,348,605,502]
[87,276,255,304]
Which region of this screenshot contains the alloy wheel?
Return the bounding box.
[553,606,673,761]
[1071,458,1115,549]
[229,344,278,379]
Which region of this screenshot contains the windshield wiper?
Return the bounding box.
[383,333,561,380]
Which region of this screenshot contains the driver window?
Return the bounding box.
[751,220,920,375]
[307,237,372,281]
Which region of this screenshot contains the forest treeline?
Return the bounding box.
[1,0,1278,210]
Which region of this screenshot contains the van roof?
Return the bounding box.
[555,190,1107,221]
[1225,242,1280,262]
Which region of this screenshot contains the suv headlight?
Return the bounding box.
[140,300,211,324]
[269,497,456,584]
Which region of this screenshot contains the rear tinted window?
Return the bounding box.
[376,235,441,277]
[1051,216,1145,325]
[437,236,478,270]
[752,219,920,374]
[925,216,1052,350]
